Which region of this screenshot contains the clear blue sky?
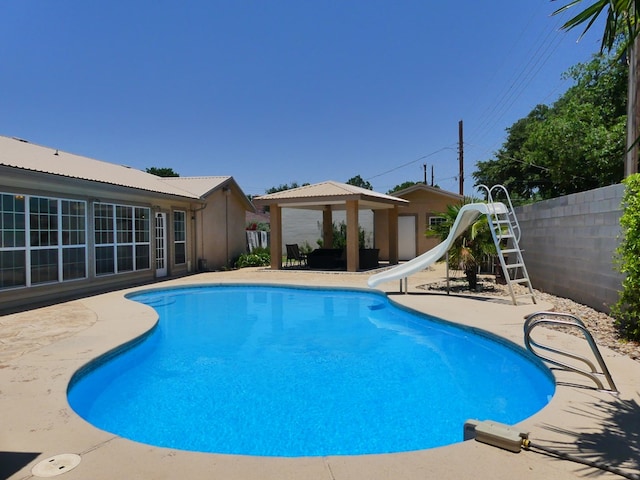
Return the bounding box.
[1,1,605,197]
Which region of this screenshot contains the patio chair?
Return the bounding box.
[286,244,307,267]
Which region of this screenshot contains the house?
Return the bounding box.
[0,135,254,311]
[374,183,463,261]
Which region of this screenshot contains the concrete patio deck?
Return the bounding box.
[1,264,639,480]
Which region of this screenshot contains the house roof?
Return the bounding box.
[160,176,231,197]
[393,182,463,201]
[253,180,408,210]
[162,176,255,211]
[0,135,245,203]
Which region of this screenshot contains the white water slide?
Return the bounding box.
[367,202,509,288]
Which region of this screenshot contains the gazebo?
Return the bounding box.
[253,181,409,272]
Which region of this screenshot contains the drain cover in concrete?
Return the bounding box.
[31,454,81,477]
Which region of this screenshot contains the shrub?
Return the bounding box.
[299,241,314,254]
[611,173,640,340]
[331,221,366,249]
[235,248,270,268]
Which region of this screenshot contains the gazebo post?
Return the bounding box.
[346,200,359,272]
[322,205,333,248]
[388,205,399,265]
[270,204,283,270]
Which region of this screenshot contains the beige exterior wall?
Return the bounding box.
[196,186,251,270]
[374,186,462,261]
[280,208,375,250]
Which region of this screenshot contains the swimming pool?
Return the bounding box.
[68,285,554,457]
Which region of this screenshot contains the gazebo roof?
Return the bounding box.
[253,180,408,210]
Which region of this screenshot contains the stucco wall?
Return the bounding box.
[281,209,374,251]
[200,189,248,269]
[396,189,463,255]
[515,184,625,313]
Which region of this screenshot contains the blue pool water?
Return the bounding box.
[68,285,554,457]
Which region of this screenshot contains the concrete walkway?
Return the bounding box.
[1,265,639,479]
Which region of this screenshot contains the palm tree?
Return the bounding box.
[553,0,640,175]
[427,202,496,291]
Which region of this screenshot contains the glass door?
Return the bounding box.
[155,212,167,277]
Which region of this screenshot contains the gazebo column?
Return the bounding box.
[346,200,359,272]
[270,204,283,270]
[388,205,399,265]
[322,205,333,248]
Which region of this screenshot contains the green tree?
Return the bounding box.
[473,50,626,202]
[146,167,180,177]
[553,0,639,175]
[346,175,373,190]
[474,105,551,202]
[427,202,495,290]
[387,181,421,194]
[553,0,638,52]
[265,182,308,194]
[330,221,366,249]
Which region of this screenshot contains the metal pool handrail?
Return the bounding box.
[524,311,618,392]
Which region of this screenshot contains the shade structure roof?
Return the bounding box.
[253,180,408,210]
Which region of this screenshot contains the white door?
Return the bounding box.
[155,212,168,277]
[398,216,416,261]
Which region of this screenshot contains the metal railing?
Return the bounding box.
[478,184,521,243]
[524,311,618,392]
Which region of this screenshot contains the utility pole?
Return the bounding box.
[458,120,464,196]
[423,163,427,184]
[431,165,434,186]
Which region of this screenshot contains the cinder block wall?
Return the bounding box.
[514,184,625,313]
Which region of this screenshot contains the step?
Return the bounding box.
[510,278,531,285]
[505,263,524,269]
[500,248,520,254]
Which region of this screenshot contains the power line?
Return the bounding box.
[469,16,567,146]
[365,146,457,181]
[467,5,571,147]
[467,3,545,140]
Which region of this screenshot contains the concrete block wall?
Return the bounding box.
[514,184,625,313]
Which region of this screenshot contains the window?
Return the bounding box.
[135,208,150,270]
[429,216,446,229]
[94,203,150,275]
[61,200,87,280]
[173,210,186,265]
[94,204,115,275]
[0,193,26,288]
[0,193,86,289]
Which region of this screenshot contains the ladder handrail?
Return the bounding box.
[524,311,618,392]
[476,184,535,305]
[479,184,521,242]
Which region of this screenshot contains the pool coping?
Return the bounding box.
[2,266,639,479]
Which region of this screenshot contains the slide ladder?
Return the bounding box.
[368,185,536,305]
[480,185,536,305]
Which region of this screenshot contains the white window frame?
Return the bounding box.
[94,203,150,276]
[173,210,186,265]
[0,192,87,289]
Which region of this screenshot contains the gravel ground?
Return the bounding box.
[420,276,640,362]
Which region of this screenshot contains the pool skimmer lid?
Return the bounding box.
[32,454,81,477]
